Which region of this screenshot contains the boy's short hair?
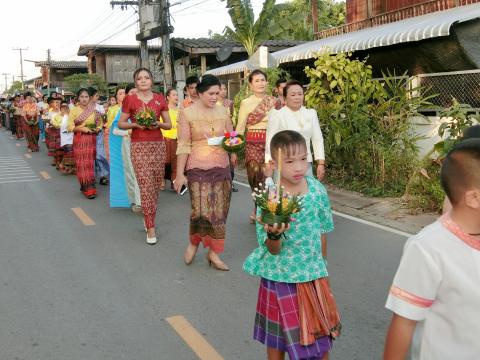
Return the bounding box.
[441,138,480,204]
[270,130,307,160]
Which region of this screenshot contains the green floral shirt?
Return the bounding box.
[243,176,334,283]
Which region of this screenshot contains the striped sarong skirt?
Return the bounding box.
[254,278,336,360]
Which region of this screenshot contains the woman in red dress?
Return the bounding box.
[118,68,172,245]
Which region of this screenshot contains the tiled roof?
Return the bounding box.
[77,44,160,56]
[172,38,305,51]
[77,39,305,56]
[34,61,88,68]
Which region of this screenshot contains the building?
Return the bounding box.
[77,38,304,93]
[33,60,88,95]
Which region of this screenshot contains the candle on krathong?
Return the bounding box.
[276,147,282,190]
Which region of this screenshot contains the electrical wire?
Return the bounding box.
[172,0,215,14]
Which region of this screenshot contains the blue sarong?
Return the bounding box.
[95,129,110,179]
[108,112,130,208]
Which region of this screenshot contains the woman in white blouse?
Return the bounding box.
[265,80,326,180]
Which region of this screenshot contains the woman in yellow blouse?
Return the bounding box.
[161,88,179,190]
[104,88,126,161]
[67,88,102,199]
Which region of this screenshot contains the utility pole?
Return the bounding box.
[46,49,51,96]
[160,0,174,89]
[110,1,149,68]
[12,47,28,90]
[1,73,9,94]
[111,0,174,89]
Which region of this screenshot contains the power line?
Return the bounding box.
[172,0,214,13]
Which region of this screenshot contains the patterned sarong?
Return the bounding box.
[60,145,75,175]
[186,167,231,254]
[24,116,39,152]
[131,141,166,228]
[245,129,267,191]
[73,133,96,196]
[254,278,335,360]
[46,127,61,157]
[15,115,24,139]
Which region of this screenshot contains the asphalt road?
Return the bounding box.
[0,128,409,360]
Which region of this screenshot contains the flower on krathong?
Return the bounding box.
[252,183,303,225]
[134,107,157,127]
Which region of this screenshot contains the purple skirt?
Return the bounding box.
[254,278,333,359]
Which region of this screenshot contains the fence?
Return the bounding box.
[374,69,480,112]
[417,69,480,109]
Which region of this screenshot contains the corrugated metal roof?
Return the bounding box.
[207,3,480,76]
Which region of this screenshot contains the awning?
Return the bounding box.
[206,3,480,76]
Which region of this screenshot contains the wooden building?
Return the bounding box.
[33,60,88,94]
[77,39,304,88]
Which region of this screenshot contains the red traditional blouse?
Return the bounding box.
[122,93,168,142]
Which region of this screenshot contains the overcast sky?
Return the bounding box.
[0,0,268,91]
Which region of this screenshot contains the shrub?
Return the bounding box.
[304,52,433,196]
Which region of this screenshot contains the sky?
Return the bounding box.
[0,0,269,92]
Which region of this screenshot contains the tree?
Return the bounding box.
[207,29,232,41]
[8,81,23,95]
[271,0,346,41]
[223,0,303,55]
[64,73,108,95]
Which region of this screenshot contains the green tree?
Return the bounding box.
[8,81,23,95]
[207,29,232,40]
[223,0,306,55]
[64,73,108,95]
[272,0,345,40]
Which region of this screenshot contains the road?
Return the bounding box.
[0,128,410,360]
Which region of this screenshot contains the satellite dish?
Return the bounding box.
[216,45,233,63]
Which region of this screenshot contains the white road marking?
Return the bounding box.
[0,156,39,184]
[233,180,413,238]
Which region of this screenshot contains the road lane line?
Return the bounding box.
[15,143,20,147]
[166,315,224,360]
[24,153,32,158]
[0,175,38,180]
[232,180,412,238]
[0,170,34,175]
[40,171,51,180]
[71,207,96,226]
[0,178,40,184]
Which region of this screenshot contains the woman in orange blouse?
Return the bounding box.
[175,75,237,271]
[22,92,40,152]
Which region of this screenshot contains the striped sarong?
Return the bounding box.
[254,278,335,360]
[73,132,96,197]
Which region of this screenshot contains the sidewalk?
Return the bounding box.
[234,167,438,235]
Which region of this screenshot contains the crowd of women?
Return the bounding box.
[0,68,335,359]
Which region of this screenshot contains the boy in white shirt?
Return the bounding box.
[384,139,480,359]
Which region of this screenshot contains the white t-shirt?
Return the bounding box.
[385,216,480,359]
[265,106,325,163]
[60,114,73,146]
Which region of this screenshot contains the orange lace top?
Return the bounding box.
[177,102,233,171]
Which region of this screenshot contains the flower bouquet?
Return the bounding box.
[253,183,303,225]
[252,147,303,225]
[86,121,98,132]
[134,106,157,128]
[222,131,245,153]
